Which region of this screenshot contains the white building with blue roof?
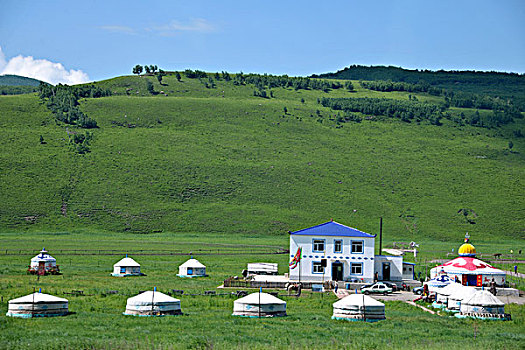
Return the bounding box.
[288,220,377,283]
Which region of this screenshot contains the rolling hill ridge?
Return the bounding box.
[0,70,523,244]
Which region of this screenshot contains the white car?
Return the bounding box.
[361,282,393,295]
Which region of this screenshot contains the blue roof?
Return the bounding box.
[289,221,376,238]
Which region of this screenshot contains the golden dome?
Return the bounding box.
[458,243,476,257]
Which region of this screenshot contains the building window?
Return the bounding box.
[351,241,363,254]
[351,263,362,275]
[313,239,325,252]
[120,267,126,274]
[312,262,324,274]
[334,240,342,253]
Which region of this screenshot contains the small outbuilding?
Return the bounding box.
[28,248,60,275]
[332,294,385,322]
[7,292,68,318]
[177,258,207,278]
[112,256,144,277]
[232,292,286,317]
[456,290,509,320]
[124,290,181,316]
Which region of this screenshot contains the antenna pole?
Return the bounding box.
[379,217,383,256]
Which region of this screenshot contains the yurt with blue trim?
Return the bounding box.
[124,289,181,316]
[426,274,453,292]
[177,258,207,278]
[232,292,286,317]
[7,292,68,318]
[332,294,385,322]
[456,290,510,320]
[28,248,60,275]
[112,256,144,277]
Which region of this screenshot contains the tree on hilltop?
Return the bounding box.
[132,65,143,76]
[145,66,151,74]
[175,72,182,81]
[157,70,166,84]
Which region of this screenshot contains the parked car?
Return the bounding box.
[361,282,392,295]
[381,282,399,292]
[359,283,375,290]
[413,286,424,295]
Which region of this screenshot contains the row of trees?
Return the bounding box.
[360,80,517,112]
[320,97,443,124]
[133,65,167,84]
[314,65,525,110]
[38,83,110,129]
[180,70,355,93]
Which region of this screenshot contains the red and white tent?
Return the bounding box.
[430,257,506,286]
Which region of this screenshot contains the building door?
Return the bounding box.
[467,274,477,286]
[382,263,391,281]
[332,262,343,281]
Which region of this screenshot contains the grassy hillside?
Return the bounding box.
[313,65,525,109]
[0,73,524,245]
[0,74,42,86]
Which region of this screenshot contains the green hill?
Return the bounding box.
[0,74,42,86]
[0,71,524,244]
[313,65,525,110]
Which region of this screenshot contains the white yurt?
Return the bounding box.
[177,258,207,278]
[456,290,509,320]
[28,248,60,275]
[124,290,181,316]
[232,292,286,317]
[447,286,477,311]
[435,282,464,306]
[426,274,453,292]
[332,294,386,322]
[6,292,68,318]
[112,256,143,277]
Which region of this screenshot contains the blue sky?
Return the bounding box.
[0,0,524,84]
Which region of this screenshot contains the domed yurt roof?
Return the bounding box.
[179,258,206,268]
[458,243,476,257]
[426,274,452,290]
[30,248,56,263]
[9,292,67,304]
[436,282,464,297]
[125,290,181,316]
[448,285,477,301]
[462,290,504,307]
[114,257,140,267]
[333,294,385,308]
[235,292,286,305]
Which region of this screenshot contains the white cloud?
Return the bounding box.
[99,25,136,35]
[0,47,90,85]
[151,18,216,37]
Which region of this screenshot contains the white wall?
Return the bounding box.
[374,256,403,281]
[289,235,375,282]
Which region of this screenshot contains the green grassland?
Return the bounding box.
[0,72,524,348]
[0,232,524,350]
[0,74,524,243]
